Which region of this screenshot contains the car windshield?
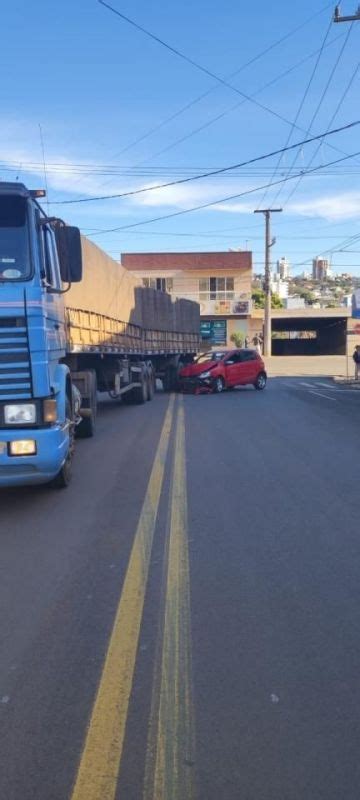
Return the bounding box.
[0,195,31,281]
[196,351,226,364]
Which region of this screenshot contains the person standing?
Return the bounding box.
[252,333,262,355]
[244,335,250,348]
[353,345,360,380]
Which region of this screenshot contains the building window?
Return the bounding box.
[198,277,234,301]
[142,277,173,292]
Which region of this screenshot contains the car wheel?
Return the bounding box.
[213,376,225,393]
[254,372,267,390]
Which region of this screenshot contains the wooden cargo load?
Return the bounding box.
[65,237,200,354]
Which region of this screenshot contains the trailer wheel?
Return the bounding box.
[76,370,97,438]
[133,370,148,404]
[51,397,74,489]
[147,368,155,401]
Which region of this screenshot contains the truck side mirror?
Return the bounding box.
[55,225,83,283]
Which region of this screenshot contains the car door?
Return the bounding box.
[223,351,242,386]
[237,350,259,384]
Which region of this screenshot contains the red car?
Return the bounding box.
[179,349,267,393]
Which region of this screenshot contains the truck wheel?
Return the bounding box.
[147,369,155,401]
[51,397,74,489]
[76,370,97,438]
[133,371,148,404]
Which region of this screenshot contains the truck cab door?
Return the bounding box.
[39,226,65,352]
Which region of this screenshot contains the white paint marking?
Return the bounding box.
[308,390,337,402]
[1,696,10,704]
[316,381,336,390]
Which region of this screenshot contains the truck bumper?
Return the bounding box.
[0,425,68,487]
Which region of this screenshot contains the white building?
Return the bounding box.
[284,296,305,309]
[276,257,290,280]
[271,274,289,299]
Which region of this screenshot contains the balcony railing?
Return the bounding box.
[171,292,252,316]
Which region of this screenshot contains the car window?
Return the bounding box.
[239,350,258,362]
[225,352,240,363]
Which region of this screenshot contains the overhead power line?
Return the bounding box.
[104,1,334,162]
[84,147,360,236]
[98,1,346,155]
[50,119,359,205]
[257,13,333,209]
[97,2,357,176]
[273,22,354,205]
[135,31,344,167]
[283,53,360,207]
[293,232,360,265]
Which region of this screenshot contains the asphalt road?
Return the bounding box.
[0,378,359,800]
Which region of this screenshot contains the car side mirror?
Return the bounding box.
[55,225,83,283]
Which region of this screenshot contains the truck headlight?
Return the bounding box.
[4,403,36,424]
[9,440,37,456]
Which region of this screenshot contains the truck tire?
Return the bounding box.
[51,397,74,489]
[76,370,97,438]
[147,368,155,401]
[133,370,148,404]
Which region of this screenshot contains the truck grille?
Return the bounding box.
[0,317,32,399]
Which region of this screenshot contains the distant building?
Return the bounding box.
[312,257,331,281]
[284,296,306,310]
[276,257,290,280]
[270,274,289,299]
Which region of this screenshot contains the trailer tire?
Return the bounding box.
[133,370,148,404]
[76,370,97,438]
[147,368,155,401]
[51,397,74,489]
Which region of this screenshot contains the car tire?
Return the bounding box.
[254,372,267,390]
[213,376,225,393]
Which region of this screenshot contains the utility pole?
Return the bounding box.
[254,208,282,357]
[334,4,360,21]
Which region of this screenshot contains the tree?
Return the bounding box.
[252,289,284,309]
[252,289,265,308]
[230,332,244,348]
[298,289,316,305]
[271,293,284,309]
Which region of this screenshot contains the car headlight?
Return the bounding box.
[4,403,36,425]
[199,371,211,379]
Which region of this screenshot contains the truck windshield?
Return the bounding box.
[0,196,31,281]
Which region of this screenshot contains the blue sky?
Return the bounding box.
[1,0,360,274]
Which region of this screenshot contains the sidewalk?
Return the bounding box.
[264,356,352,378]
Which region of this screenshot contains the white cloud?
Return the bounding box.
[288,192,360,221]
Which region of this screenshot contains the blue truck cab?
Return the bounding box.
[0,182,82,488]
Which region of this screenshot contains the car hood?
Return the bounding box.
[180,360,218,377]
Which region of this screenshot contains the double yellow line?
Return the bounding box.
[71,395,195,800]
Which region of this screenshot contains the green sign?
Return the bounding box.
[200,320,227,345]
